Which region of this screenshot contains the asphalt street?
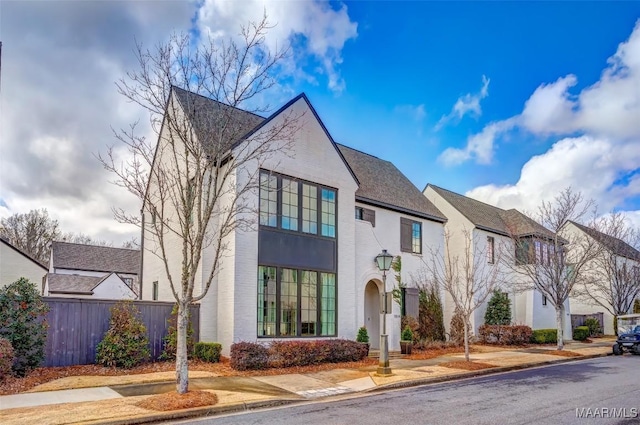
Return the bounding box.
[173,355,640,425]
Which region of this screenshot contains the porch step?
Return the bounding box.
[368,350,404,359]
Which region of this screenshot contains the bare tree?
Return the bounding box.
[504,188,601,350]
[0,209,60,264]
[99,16,302,394]
[573,213,640,334]
[423,229,504,361]
[61,232,113,247]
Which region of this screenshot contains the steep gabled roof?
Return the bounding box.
[0,237,48,270]
[51,242,140,275]
[427,184,555,239]
[46,273,102,294]
[568,220,640,261]
[338,145,446,222]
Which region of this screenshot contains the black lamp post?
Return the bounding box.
[375,249,394,376]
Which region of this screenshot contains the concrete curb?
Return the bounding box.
[363,351,612,393]
[84,398,303,425]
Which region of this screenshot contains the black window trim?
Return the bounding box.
[401,217,422,254]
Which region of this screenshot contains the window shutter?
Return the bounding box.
[400,218,412,252]
[363,208,376,227]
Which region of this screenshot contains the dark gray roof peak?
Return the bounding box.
[51,242,140,275]
[568,220,640,260]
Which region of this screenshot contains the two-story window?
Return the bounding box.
[257,266,336,337]
[516,237,562,266]
[401,217,422,254]
[259,170,336,238]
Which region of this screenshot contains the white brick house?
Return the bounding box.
[141,88,447,354]
[424,184,571,336]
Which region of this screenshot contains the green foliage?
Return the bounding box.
[484,291,511,325]
[159,304,195,361]
[391,256,405,306]
[573,326,590,341]
[194,342,221,363]
[401,315,420,342]
[449,309,466,345]
[356,326,369,343]
[584,318,601,336]
[230,340,369,371]
[418,285,446,342]
[95,301,150,368]
[634,299,640,314]
[0,278,49,376]
[0,337,15,380]
[401,325,414,342]
[478,325,532,345]
[531,328,557,344]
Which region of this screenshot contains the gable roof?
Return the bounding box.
[568,220,640,261]
[0,237,48,270]
[46,273,103,294]
[427,184,556,239]
[338,145,446,222]
[51,242,140,275]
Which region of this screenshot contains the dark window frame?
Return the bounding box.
[401,217,422,254]
[152,281,158,301]
[487,236,495,264]
[355,206,376,227]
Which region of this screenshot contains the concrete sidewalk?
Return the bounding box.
[0,341,614,425]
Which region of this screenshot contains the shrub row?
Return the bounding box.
[531,328,557,344]
[0,337,15,380]
[478,325,533,345]
[573,326,590,341]
[194,342,222,363]
[230,339,369,371]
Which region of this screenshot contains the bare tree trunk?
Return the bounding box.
[556,305,564,351]
[176,301,189,394]
[463,317,470,362]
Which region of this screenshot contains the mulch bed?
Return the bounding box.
[542,350,582,357]
[0,357,377,395]
[136,390,218,411]
[405,346,468,360]
[439,361,495,371]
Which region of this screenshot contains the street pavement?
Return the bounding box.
[0,340,616,424]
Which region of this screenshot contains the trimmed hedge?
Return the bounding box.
[573,326,590,341]
[478,325,532,345]
[230,339,369,371]
[531,328,557,344]
[194,342,222,363]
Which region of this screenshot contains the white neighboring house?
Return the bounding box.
[424,185,572,337]
[564,221,640,335]
[44,241,140,299]
[141,88,447,354]
[0,237,48,290]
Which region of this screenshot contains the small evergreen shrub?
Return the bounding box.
[418,285,445,341]
[573,326,589,341]
[479,325,532,345]
[401,325,414,342]
[159,304,195,361]
[0,277,49,376]
[401,316,420,342]
[0,337,15,380]
[531,328,557,344]
[230,342,269,371]
[449,309,467,345]
[484,291,511,325]
[194,342,221,363]
[95,301,150,368]
[584,318,601,337]
[356,326,369,343]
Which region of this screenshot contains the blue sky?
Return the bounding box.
[1,1,639,243]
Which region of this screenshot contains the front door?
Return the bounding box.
[365,280,380,349]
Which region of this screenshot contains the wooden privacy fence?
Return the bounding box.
[570,312,604,332]
[43,297,200,367]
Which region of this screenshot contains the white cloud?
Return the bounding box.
[436,75,490,129]
[196,0,358,94]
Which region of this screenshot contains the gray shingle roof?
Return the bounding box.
[51,242,140,274]
[569,221,640,260]
[47,273,103,294]
[172,87,265,152]
[427,184,555,239]
[337,145,446,222]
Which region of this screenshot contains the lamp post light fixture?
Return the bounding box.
[375,249,394,376]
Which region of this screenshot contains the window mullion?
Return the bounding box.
[275,267,281,337]
[297,270,302,337]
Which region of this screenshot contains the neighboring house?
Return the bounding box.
[142,87,447,354]
[424,184,572,337]
[0,237,48,290]
[44,241,140,299]
[564,221,640,335]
